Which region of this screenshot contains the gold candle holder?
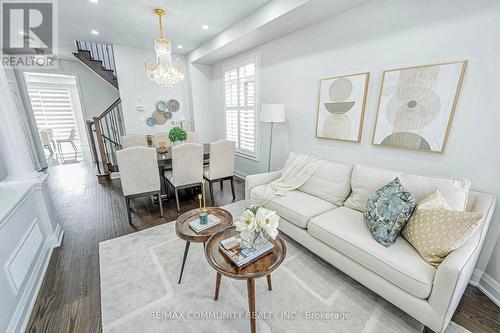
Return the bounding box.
[198,191,208,225]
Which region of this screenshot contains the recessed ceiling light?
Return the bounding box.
[89,0,98,3]
[202,25,209,30]
[91,30,99,35]
[177,45,183,49]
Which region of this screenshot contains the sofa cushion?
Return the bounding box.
[402,209,483,266]
[345,164,471,212]
[284,152,353,206]
[250,185,336,228]
[344,165,403,211]
[363,177,416,247]
[402,173,470,211]
[308,207,436,298]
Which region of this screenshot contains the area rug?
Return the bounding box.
[99,201,469,333]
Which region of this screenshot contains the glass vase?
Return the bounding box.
[241,230,268,249]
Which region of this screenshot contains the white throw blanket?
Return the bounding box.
[251,154,322,206]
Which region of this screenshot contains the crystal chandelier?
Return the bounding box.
[144,8,184,89]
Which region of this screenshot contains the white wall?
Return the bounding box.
[201,0,500,291]
[114,44,190,135]
[188,63,217,142]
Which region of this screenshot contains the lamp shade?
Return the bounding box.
[260,104,285,123]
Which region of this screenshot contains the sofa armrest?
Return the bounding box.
[245,170,281,200]
[428,192,496,332]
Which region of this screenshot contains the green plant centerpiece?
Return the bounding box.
[168,126,187,144]
[235,206,279,249]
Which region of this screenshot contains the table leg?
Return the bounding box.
[214,272,222,300]
[247,278,256,333]
[178,241,190,284]
[266,274,272,291]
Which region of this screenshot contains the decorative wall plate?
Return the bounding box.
[146,117,156,127]
[156,100,167,113]
[153,110,167,125]
[167,99,180,112]
[165,111,173,120]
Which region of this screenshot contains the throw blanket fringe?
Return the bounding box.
[251,154,322,206]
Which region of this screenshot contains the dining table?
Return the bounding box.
[154,143,210,202]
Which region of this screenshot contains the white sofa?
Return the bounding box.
[245,153,496,333]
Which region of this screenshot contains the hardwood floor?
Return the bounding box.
[25,163,245,333]
[26,163,499,333]
[452,286,500,333]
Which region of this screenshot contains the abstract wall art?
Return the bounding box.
[316,72,369,142]
[372,60,467,153]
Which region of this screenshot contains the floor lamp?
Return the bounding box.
[260,104,285,172]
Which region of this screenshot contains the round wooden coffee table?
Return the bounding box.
[175,207,233,284]
[205,227,287,333]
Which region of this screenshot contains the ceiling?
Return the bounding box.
[57,0,271,56]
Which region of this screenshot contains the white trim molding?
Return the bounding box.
[234,170,249,180]
[469,269,500,307]
[5,219,43,294]
[1,173,62,333]
[6,228,64,333]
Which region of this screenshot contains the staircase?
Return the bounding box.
[73,41,119,89]
[86,99,124,183]
[75,40,123,183]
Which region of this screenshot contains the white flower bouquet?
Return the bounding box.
[235,206,279,248]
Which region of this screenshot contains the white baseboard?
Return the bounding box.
[48,223,64,247]
[469,269,500,307]
[469,268,482,286]
[7,226,64,333]
[234,170,248,180]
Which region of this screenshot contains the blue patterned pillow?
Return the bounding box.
[363,177,416,247]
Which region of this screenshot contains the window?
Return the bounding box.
[25,74,82,161]
[224,55,258,158]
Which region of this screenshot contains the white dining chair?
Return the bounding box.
[121,134,148,148]
[40,128,54,157]
[164,143,203,212]
[56,128,77,161]
[186,131,199,143]
[204,139,236,205]
[116,146,163,227]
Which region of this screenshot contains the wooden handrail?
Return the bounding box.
[93,116,109,175]
[97,98,121,121]
[88,98,123,182]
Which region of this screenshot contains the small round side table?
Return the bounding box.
[205,228,287,333]
[175,207,233,284]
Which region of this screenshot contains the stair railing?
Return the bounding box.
[86,98,124,183]
[76,41,117,76]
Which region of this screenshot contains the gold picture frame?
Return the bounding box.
[371,60,467,153]
[315,72,370,143]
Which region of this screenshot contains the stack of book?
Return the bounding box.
[219,236,274,268]
[189,214,221,233]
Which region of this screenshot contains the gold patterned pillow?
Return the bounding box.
[402,209,483,266]
[417,190,451,211]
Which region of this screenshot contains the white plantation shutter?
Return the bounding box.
[27,85,81,159]
[224,57,258,157]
